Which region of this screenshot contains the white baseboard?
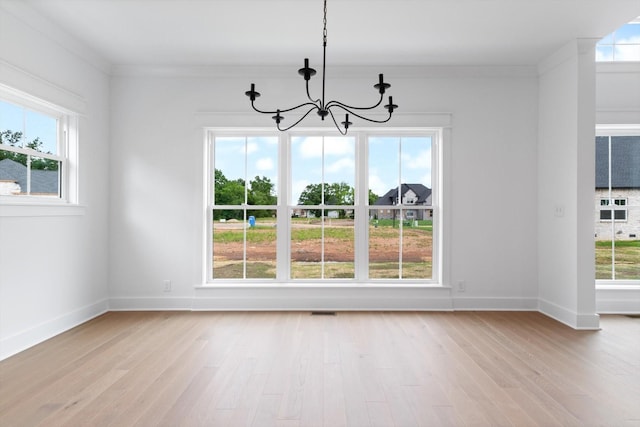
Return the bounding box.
[110,287,455,311]
[109,297,194,311]
[452,296,538,311]
[538,298,601,329]
[0,299,109,361]
[596,287,640,314]
[109,291,541,312]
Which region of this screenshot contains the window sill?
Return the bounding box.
[596,282,640,290]
[0,203,86,217]
[196,282,444,289]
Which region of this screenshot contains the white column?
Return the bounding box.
[537,38,600,329]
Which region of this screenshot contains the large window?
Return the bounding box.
[206,129,441,284]
[0,91,76,203]
[595,131,640,282]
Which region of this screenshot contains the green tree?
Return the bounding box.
[213,170,277,220]
[325,182,354,218]
[0,130,22,145]
[248,176,276,205]
[248,175,277,218]
[297,182,355,218]
[368,189,379,206]
[213,169,244,220]
[0,130,58,170]
[325,182,354,205]
[298,183,323,218]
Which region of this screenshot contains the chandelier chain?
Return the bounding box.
[323,0,328,45]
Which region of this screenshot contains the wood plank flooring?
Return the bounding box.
[1,311,639,426]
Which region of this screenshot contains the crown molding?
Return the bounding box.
[111,64,538,79]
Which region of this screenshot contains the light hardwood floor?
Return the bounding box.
[1,311,639,426]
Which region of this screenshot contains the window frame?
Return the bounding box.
[599,198,628,222]
[595,125,640,286]
[204,127,443,286]
[0,87,79,206]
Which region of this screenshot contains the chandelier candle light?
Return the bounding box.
[245,0,397,135]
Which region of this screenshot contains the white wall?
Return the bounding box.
[0,2,110,359]
[108,66,540,311]
[597,63,640,125]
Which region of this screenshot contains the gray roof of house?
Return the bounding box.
[596,136,640,189]
[374,183,432,206]
[0,158,59,194]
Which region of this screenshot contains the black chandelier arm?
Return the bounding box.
[305,80,322,105]
[327,109,348,135]
[251,99,320,115]
[276,106,320,132]
[324,93,384,112]
[327,104,393,124]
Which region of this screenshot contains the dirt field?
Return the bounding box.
[213,226,432,263]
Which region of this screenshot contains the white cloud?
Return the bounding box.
[255,157,274,171]
[614,42,640,61]
[244,142,259,155]
[420,172,432,188]
[297,136,354,158]
[369,173,391,197]
[401,148,431,170]
[292,179,310,205]
[616,34,640,44]
[325,157,354,174]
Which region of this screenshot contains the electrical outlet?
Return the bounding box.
[457,280,466,292]
[554,204,565,217]
[163,280,172,292]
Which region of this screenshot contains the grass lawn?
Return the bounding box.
[595,240,640,280]
[213,261,276,279]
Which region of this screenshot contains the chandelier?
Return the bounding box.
[245,0,397,135]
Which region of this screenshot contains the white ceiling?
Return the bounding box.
[18,0,640,67]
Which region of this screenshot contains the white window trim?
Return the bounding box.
[203,127,444,287]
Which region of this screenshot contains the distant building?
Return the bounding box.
[373,183,432,221]
[595,136,640,240]
[0,158,59,196]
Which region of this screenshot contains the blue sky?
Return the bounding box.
[0,100,58,155]
[214,135,432,205]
